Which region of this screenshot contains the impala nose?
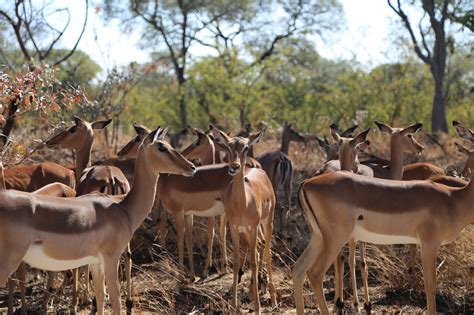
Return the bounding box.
[229,163,241,175]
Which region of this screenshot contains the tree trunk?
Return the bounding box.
[177,69,187,129]
[431,78,448,133]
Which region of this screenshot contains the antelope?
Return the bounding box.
[7,182,77,314]
[453,120,474,143]
[454,142,473,179]
[256,121,305,228]
[316,127,372,312]
[211,127,277,313]
[0,127,196,314]
[315,124,359,162]
[293,170,473,315]
[45,116,132,311]
[118,125,227,279]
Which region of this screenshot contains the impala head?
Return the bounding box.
[317,124,359,161]
[45,116,112,150]
[211,126,263,176]
[181,126,215,166]
[141,127,196,177]
[283,121,305,143]
[167,128,188,148]
[331,127,371,171]
[453,121,474,143]
[375,121,424,154]
[117,123,151,159]
[236,123,252,137]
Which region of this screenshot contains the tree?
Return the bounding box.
[103,0,342,128]
[387,0,468,133]
[0,0,89,137]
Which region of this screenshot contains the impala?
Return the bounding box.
[0,127,196,314]
[211,127,277,313]
[293,170,473,315]
[315,124,359,162]
[45,116,131,311]
[316,127,372,312]
[454,142,473,179]
[256,121,305,228]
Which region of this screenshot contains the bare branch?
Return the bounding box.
[388,0,432,65]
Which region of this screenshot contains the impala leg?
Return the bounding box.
[408,244,417,275]
[7,276,15,315]
[71,268,79,313]
[125,243,133,313]
[1,243,28,314]
[219,214,228,274]
[104,255,122,314]
[263,219,277,308]
[359,242,371,313]
[334,250,345,312]
[90,263,105,315]
[157,204,168,248]
[18,262,26,315]
[42,271,55,310]
[173,211,186,277]
[307,238,347,315]
[284,165,293,218]
[292,236,323,315]
[420,242,439,315]
[238,236,249,284]
[230,225,240,312]
[348,240,360,312]
[184,214,196,280]
[248,228,261,314]
[204,216,215,278]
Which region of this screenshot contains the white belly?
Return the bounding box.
[23,244,101,271]
[186,201,224,217]
[352,225,419,245]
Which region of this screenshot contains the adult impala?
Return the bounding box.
[293,169,473,315]
[0,127,196,314]
[212,127,277,314]
[256,121,305,228]
[453,120,474,143]
[45,116,131,311]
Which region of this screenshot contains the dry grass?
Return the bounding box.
[1,128,473,314]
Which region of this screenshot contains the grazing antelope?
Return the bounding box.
[45,116,131,311]
[257,121,305,228]
[211,127,277,313]
[0,127,196,314]
[294,170,473,315]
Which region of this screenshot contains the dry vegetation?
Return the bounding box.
[0,127,473,314]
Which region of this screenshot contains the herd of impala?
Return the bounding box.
[0,116,472,315]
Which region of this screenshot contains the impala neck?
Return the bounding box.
[248,146,255,158]
[280,135,290,155]
[75,136,94,181]
[461,156,473,178]
[119,148,159,233]
[389,137,404,180]
[231,161,248,212]
[452,178,474,228]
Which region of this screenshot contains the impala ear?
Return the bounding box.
[145,126,161,144]
[400,122,423,136]
[210,125,231,143]
[92,119,112,130]
[340,125,358,137]
[356,140,370,152]
[330,127,341,142]
[133,123,150,137]
[453,120,473,140]
[249,131,263,146]
[73,116,87,128]
[316,136,329,149]
[375,121,393,133]
[351,128,371,145]
[455,142,472,155]
[157,127,168,141]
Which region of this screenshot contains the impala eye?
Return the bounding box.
[158,142,168,152]
[243,145,249,152]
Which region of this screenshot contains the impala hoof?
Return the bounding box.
[335,298,344,313]
[126,298,133,313]
[238,268,244,283]
[364,302,372,313]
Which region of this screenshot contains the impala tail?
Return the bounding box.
[298,182,320,234]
